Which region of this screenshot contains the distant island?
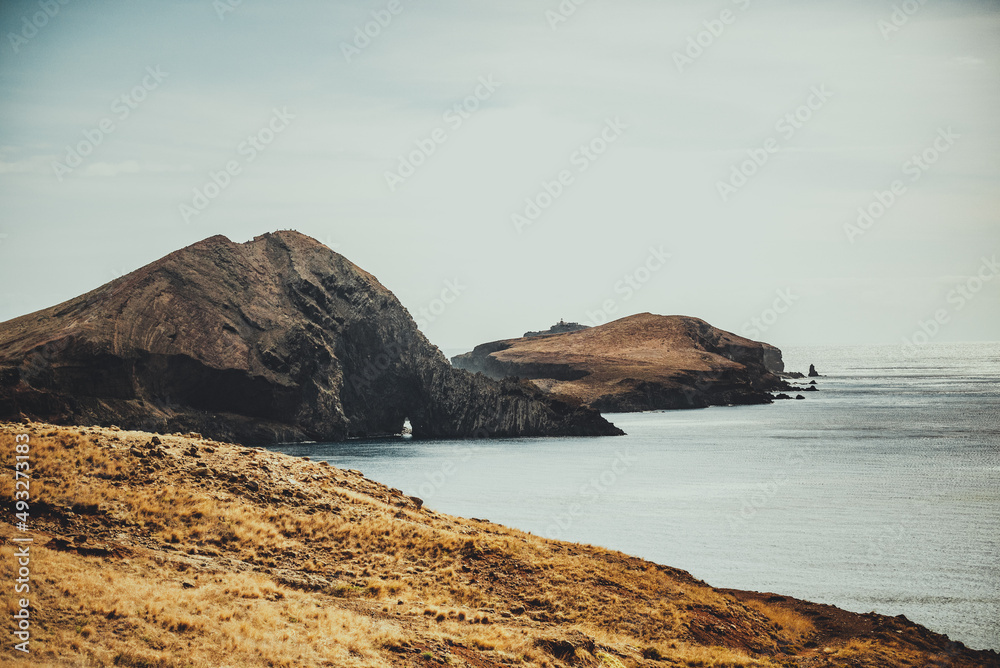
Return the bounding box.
[453,314,793,411]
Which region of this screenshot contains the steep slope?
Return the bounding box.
[452,313,790,411]
[2,422,996,668]
[0,231,621,444]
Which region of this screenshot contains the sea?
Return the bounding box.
[270,342,1000,651]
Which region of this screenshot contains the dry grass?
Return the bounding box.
[742,599,816,643]
[0,422,993,668]
[0,539,404,666]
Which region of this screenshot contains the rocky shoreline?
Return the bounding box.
[453,314,795,412]
[0,232,621,445]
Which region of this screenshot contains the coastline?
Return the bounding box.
[2,421,996,667]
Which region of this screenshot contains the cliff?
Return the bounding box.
[0,231,621,445]
[452,313,790,411]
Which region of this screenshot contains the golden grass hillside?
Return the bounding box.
[0,422,995,668]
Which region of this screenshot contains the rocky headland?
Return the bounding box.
[0,232,621,445]
[452,313,792,412]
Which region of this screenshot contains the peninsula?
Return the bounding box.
[0,232,621,445]
[453,314,791,412]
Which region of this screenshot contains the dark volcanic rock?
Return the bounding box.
[0,231,622,445]
[808,364,820,377]
[523,319,590,338]
[452,313,791,413]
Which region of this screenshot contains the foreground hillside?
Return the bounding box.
[453,314,791,412]
[2,422,996,668]
[0,231,619,445]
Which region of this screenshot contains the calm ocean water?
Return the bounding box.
[271,342,1000,650]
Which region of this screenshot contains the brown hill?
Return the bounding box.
[0,231,621,445]
[452,314,790,412]
[2,421,995,667]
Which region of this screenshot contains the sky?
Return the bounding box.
[0,0,998,357]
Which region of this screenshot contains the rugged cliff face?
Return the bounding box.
[452,313,790,412]
[0,232,622,445]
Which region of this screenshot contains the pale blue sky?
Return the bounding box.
[1,0,998,353]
